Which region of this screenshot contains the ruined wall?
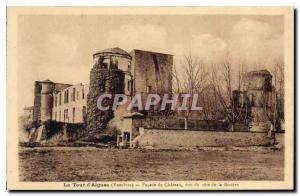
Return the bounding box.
[140,116,229,131]
[32,81,71,123]
[33,82,42,122]
[87,64,125,132]
[40,82,54,122]
[28,121,86,144]
[242,72,272,92]
[54,83,72,92]
[136,129,273,148]
[234,70,273,132]
[130,49,173,94]
[24,107,34,122]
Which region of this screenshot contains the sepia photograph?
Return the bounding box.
[6,7,294,190]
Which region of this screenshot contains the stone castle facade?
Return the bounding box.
[29,47,173,132]
[25,47,274,134]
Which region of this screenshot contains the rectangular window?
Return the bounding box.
[66,109,68,122]
[64,109,69,122]
[59,111,61,121]
[59,94,61,105]
[146,86,152,93]
[64,109,66,122]
[100,82,105,92]
[101,58,110,69]
[82,106,86,121]
[72,107,75,123]
[128,64,131,72]
[127,80,131,92]
[64,91,67,104]
[67,90,69,103]
[82,87,85,99]
[77,91,79,100]
[73,88,76,101]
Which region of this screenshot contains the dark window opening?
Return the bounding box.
[146,86,152,93]
[82,106,87,121]
[127,80,131,92]
[72,107,75,123]
[128,64,131,71]
[100,81,105,92]
[72,88,76,101]
[82,88,85,99]
[99,56,110,69]
[54,96,57,107]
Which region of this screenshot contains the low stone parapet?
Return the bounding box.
[135,129,273,148]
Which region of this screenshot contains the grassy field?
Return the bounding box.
[19,147,284,181]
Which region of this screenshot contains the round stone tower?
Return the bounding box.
[242,70,273,132]
[40,80,54,122]
[87,47,132,132]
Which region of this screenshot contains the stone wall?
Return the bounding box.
[32,81,71,123]
[87,64,125,132]
[242,70,272,92]
[40,82,54,122]
[33,82,42,122]
[136,129,273,148]
[140,116,229,131]
[130,49,173,94]
[233,70,274,132]
[52,83,88,123]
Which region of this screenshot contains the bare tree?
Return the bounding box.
[259,59,285,132]
[271,59,284,131]
[173,53,208,129]
[210,59,244,131]
[273,59,284,119]
[237,61,246,91]
[198,84,224,121]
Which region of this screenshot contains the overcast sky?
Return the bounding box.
[17,14,283,112]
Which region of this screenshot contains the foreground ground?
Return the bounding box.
[19,147,284,181]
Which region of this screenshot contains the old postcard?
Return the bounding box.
[7,7,294,190]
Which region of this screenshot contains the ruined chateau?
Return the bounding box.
[24,47,277,147]
[29,48,173,128]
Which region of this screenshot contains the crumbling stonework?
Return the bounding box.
[130,49,173,94]
[32,80,71,123]
[234,70,273,132]
[33,82,42,122]
[87,64,125,132]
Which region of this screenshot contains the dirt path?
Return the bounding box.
[19,147,284,181]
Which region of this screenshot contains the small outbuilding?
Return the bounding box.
[117,112,144,148]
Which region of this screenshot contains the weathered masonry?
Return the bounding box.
[25,48,277,148]
[52,83,89,123]
[87,48,129,132]
[32,80,71,123]
[233,70,273,132]
[30,47,173,131]
[86,48,173,132]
